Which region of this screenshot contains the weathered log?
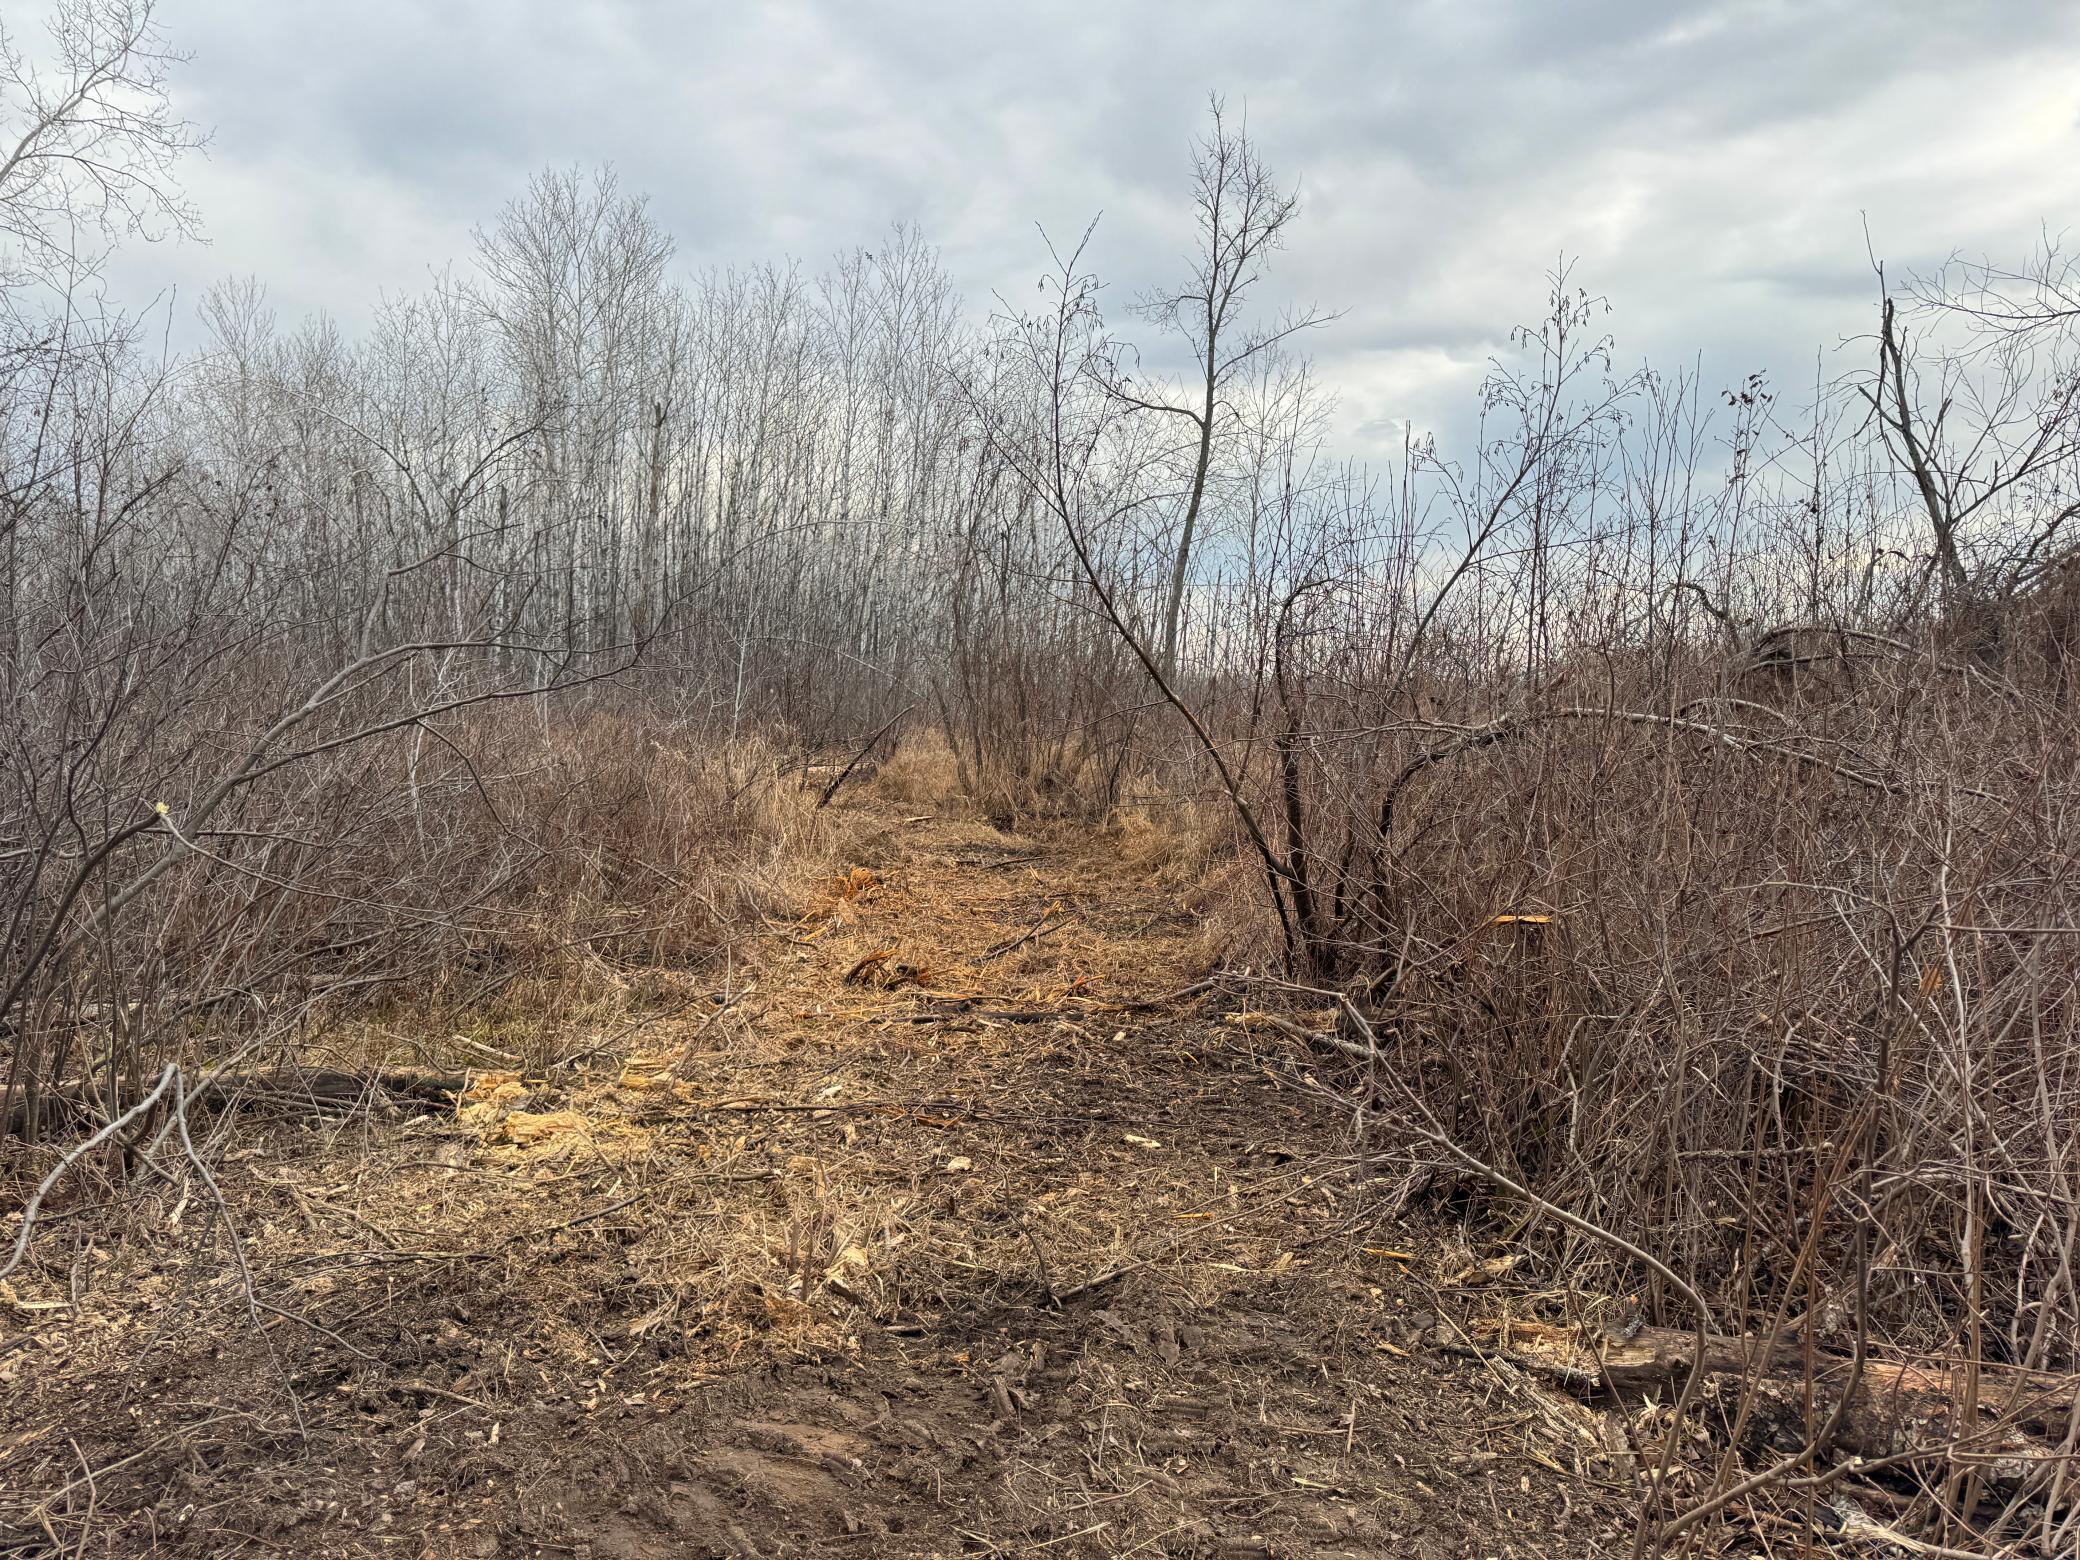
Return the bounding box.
[1451,1316,2076,1486]
[5,1067,468,1139]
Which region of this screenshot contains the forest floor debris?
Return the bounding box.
[0,804,1634,1557]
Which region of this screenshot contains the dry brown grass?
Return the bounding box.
[860,729,966,810]
[347,721,857,1079]
[1103,790,1229,885]
[1,684,850,1146]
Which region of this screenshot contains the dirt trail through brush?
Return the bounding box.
[1,807,1626,1557]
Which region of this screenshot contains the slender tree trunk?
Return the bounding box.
[1160,381,1216,679]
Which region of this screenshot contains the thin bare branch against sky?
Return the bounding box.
[106,0,2080,457]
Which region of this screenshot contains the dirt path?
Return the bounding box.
[1,807,1626,1557]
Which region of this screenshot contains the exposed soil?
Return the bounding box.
[1,806,1631,1557]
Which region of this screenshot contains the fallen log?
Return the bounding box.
[1451,1316,2077,1487]
[6,1067,468,1139]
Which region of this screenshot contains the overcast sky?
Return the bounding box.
[106,0,2080,461]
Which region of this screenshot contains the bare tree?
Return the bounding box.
[1110,97,1324,679]
[0,0,204,285]
[1863,271,2080,620]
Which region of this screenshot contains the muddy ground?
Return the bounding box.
[1,806,1634,1557]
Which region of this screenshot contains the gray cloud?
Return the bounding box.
[111,0,2080,458]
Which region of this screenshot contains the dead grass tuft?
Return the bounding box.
[862,730,966,809]
[1104,789,1232,886]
